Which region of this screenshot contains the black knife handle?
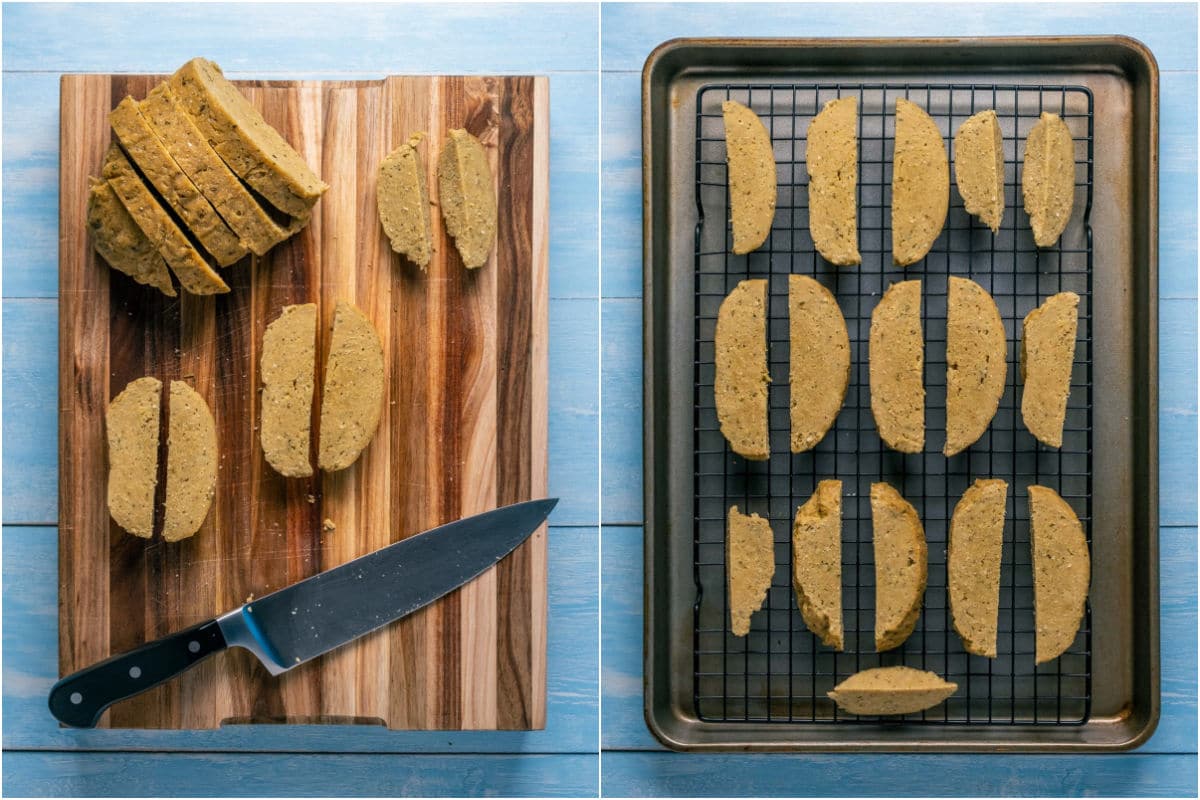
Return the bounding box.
[48,619,227,728]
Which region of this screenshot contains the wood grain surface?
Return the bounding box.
[58,73,549,731]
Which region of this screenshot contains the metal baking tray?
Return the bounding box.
[642,37,1158,751]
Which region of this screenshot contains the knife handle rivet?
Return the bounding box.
[129,666,142,679]
[69,692,82,705]
[188,641,200,654]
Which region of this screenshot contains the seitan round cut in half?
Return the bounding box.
[438,129,497,269]
[722,100,776,255]
[791,480,843,650]
[106,377,163,538]
[806,96,860,266]
[318,301,385,472]
[163,381,217,542]
[949,478,1008,657]
[953,109,1005,233]
[1021,291,1079,448]
[379,132,434,269]
[727,505,775,637]
[261,304,317,478]
[891,98,949,266]
[872,482,927,652]
[789,275,849,452]
[869,279,924,453]
[1029,485,1090,664]
[945,276,1007,456]
[1022,112,1076,248]
[714,279,770,460]
[87,178,176,297]
[828,666,957,715]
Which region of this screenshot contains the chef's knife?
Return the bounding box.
[49,498,556,727]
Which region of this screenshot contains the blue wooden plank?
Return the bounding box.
[600,74,642,300]
[2,525,598,753]
[600,2,1198,72]
[1159,73,1199,301]
[550,298,601,525]
[600,299,642,525]
[549,73,601,301]
[600,751,1197,798]
[2,751,598,798]
[2,3,598,74]
[1159,298,1198,527]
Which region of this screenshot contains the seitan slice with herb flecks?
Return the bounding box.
[1029,485,1090,664]
[1022,112,1076,248]
[379,132,433,268]
[722,100,776,255]
[789,275,849,452]
[163,381,217,542]
[87,178,176,296]
[828,666,957,715]
[261,304,317,478]
[1021,291,1079,447]
[954,109,1005,233]
[945,276,1007,456]
[106,377,162,538]
[791,480,843,650]
[318,301,385,472]
[727,505,774,637]
[872,482,927,652]
[949,479,1008,657]
[806,96,860,266]
[437,129,496,269]
[891,98,949,266]
[869,279,924,453]
[714,278,770,460]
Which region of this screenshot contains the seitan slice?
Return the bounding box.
[791,480,843,650]
[953,109,1005,233]
[872,482,927,652]
[87,178,176,296]
[945,277,1007,456]
[828,666,957,715]
[806,96,860,266]
[948,479,1008,657]
[789,275,849,452]
[437,129,496,269]
[163,381,217,542]
[101,144,229,295]
[379,132,433,268]
[722,100,776,255]
[891,98,949,266]
[1022,112,1075,248]
[714,279,770,460]
[727,505,775,637]
[318,301,385,472]
[140,83,293,256]
[1029,485,1090,664]
[1021,292,1079,447]
[106,377,162,538]
[109,96,247,266]
[170,57,326,218]
[261,304,317,478]
[869,280,924,453]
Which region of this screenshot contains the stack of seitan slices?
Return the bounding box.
[87,57,327,296]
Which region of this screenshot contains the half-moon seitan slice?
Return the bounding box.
[806,96,860,266]
[1022,112,1075,248]
[828,666,957,715]
[379,132,433,269]
[872,482,927,652]
[109,96,247,267]
[953,109,1005,233]
[722,100,776,255]
[891,98,949,266]
[87,178,176,297]
[1029,485,1090,664]
[714,279,769,460]
[789,275,849,452]
[791,480,843,650]
[170,57,327,218]
[949,479,1008,657]
[727,505,774,637]
[318,301,385,472]
[106,377,162,538]
[437,129,496,269]
[140,83,293,257]
[100,144,229,295]
[869,280,924,453]
[163,381,217,542]
[1021,292,1079,447]
[261,304,317,478]
[945,277,1007,456]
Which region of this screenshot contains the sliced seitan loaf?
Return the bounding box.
[140,83,294,256]
[318,301,385,472]
[714,279,770,460]
[953,109,1005,233]
[260,303,317,478]
[1022,112,1076,248]
[791,480,843,650]
[379,132,433,268]
[437,129,496,269]
[891,98,949,266]
[1021,291,1079,447]
[170,57,327,218]
[872,482,927,652]
[869,279,924,453]
[101,144,229,295]
[106,377,162,538]
[87,177,176,297]
[944,276,1007,456]
[163,381,217,542]
[948,478,1008,657]
[1029,485,1090,664]
[722,100,776,255]
[727,505,775,637]
[828,666,957,715]
[789,275,849,452]
[806,96,860,266]
[109,96,247,267]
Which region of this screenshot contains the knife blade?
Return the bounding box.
[48,498,557,727]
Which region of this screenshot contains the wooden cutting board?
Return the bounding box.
[57,73,548,730]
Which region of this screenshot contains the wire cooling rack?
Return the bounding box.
[692,83,1093,725]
